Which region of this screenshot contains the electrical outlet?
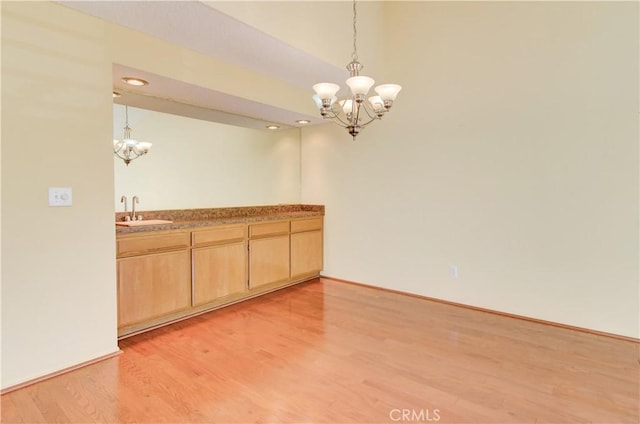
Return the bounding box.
[48,187,72,207]
[449,265,459,278]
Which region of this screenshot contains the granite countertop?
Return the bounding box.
[116,204,324,234]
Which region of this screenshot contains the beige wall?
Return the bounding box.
[114,105,301,211]
[1,2,119,388]
[210,1,385,74]
[302,1,639,338]
[1,1,305,390]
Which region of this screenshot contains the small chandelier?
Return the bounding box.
[312,0,402,140]
[113,105,152,166]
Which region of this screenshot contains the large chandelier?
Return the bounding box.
[113,105,152,166]
[312,0,401,140]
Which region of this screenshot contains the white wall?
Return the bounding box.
[1,2,119,389]
[114,105,301,211]
[302,2,639,338]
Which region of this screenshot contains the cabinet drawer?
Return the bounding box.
[291,217,323,233]
[117,232,190,257]
[192,225,246,247]
[249,221,290,238]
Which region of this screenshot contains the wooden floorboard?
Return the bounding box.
[2,277,638,423]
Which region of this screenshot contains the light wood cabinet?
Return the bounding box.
[291,217,323,280]
[116,216,323,338]
[117,250,191,328]
[249,235,290,289]
[117,231,191,330]
[248,221,290,289]
[192,225,245,247]
[117,231,190,257]
[192,225,247,306]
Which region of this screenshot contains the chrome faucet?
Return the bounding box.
[120,195,128,212]
[131,195,139,221]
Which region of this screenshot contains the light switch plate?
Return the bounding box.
[48,187,72,207]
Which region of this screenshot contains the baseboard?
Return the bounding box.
[1,349,123,395]
[320,275,640,344]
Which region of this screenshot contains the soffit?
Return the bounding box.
[58,1,346,129]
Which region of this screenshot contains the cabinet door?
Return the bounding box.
[117,250,191,328]
[193,241,247,306]
[291,230,323,279]
[249,235,290,289]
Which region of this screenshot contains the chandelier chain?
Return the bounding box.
[124,105,132,138]
[351,0,358,62]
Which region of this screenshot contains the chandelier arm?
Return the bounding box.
[114,148,135,162]
[354,102,380,127]
[358,115,379,128]
[359,102,382,121]
[352,107,378,129]
[327,113,352,129]
[324,107,354,128]
[353,102,363,126]
[328,101,379,129]
[356,102,380,128]
[114,149,132,163]
[114,141,147,165]
[331,102,351,128]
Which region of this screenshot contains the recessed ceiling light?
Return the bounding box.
[112,91,121,98]
[266,125,280,130]
[121,77,148,86]
[296,120,311,125]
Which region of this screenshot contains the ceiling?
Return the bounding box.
[58,1,347,130]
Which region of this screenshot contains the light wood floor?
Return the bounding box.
[2,278,638,423]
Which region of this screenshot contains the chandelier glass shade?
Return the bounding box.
[312,0,401,140]
[113,105,152,166]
